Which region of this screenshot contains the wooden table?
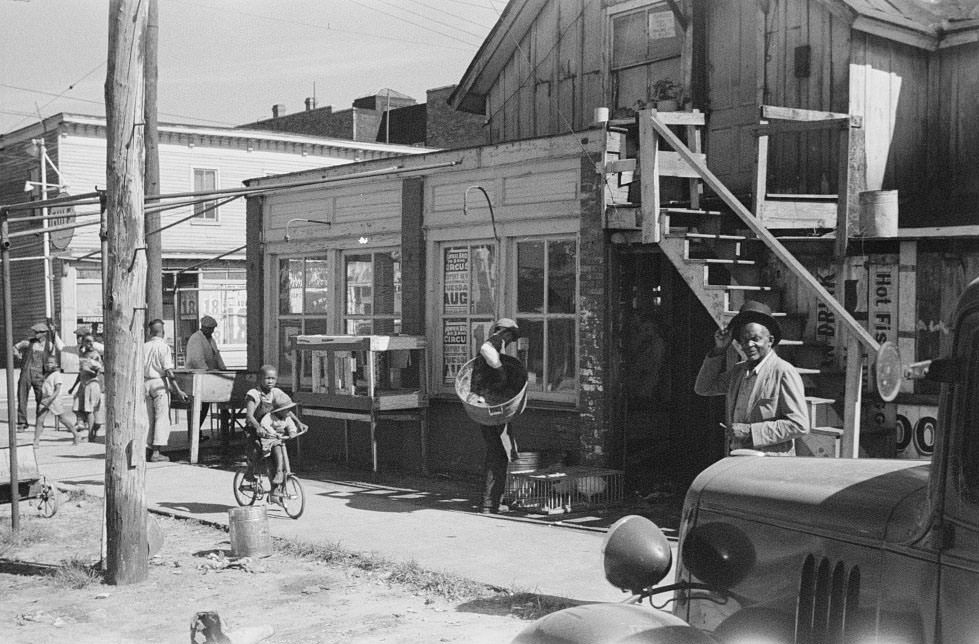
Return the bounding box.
[173,370,254,464]
[302,407,428,474]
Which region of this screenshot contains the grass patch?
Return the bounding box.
[387,560,486,601]
[504,589,578,620]
[51,557,103,589]
[0,519,48,556]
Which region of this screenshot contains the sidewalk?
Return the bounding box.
[16,428,663,604]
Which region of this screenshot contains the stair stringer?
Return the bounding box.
[658,235,729,327]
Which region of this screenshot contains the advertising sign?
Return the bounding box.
[48,192,76,250]
[443,247,469,314]
[442,319,469,385]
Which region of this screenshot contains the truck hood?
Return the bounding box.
[687,457,931,544]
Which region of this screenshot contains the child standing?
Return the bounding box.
[244,365,307,493]
[35,358,81,448]
[73,333,104,442]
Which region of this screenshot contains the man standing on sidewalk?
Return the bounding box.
[12,321,57,432]
[185,315,226,437]
[144,319,187,462]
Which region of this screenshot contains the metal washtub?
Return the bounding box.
[454,355,528,426]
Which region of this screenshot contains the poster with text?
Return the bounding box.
[443,247,470,314]
[443,319,470,385]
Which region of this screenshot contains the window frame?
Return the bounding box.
[191,167,221,224]
[608,1,683,72]
[510,235,580,404]
[272,253,333,388]
[340,247,403,336]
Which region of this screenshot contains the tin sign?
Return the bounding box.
[48,193,75,250]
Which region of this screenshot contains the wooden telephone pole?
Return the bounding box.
[104,0,149,585]
[144,0,162,322]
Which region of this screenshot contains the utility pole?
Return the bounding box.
[104,0,149,585]
[144,0,162,323]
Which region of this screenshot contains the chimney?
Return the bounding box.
[305,97,317,111]
[272,104,286,118]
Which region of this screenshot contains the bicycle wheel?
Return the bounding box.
[279,475,305,519]
[232,469,262,506]
[37,483,60,518]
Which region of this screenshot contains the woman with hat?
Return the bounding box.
[694,300,809,455]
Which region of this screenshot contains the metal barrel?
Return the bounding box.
[228,505,272,557]
[454,355,529,426]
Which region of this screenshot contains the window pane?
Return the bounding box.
[346,319,373,335]
[518,318,544,393]
[346,255,373,315]
[548,240,577,314]
[304,317,327,336]
[612,11,646,68]
[470,245,496,315]
[374,253,398,316]
[546,319,576,393]
[517,242,545,313]
[193,169,218,220]
[304,260,330,314]
[278,321,302,385]
[374,318,397,335]
[279,259,304,314]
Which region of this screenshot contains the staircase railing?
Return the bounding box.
[637,109,880,457]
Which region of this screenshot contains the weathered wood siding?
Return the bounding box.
[486,0,606,142]
[850,32,929,195]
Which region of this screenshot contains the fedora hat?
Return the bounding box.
[729,300,781,346]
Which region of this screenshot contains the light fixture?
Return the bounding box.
[358,236,369,245]
[24,180,66,193]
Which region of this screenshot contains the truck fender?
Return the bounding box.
[510,603,715,644]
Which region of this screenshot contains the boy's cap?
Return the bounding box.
[200,316,218,328]
[31,322,48,333]
[74,324,92,336]
[271,402,297,414]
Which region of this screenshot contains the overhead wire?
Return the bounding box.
[4,60,106,131]
[404,0,496,30]
[347,0,482,47]
[373,0,487,41]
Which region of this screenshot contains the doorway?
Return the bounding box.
[613,247,725,494]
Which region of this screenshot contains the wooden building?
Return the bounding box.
[245,0,979,488]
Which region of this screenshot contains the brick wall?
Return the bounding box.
[577,155,612,465]
[425,86,487,150]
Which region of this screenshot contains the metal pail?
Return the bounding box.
[454,355,529,426]
[228,505,272,557]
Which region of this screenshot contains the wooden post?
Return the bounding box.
[104,0,149,585]
[144,0,162,322]
[639,110,662,244]
[835,125,866,258]
[1,210,20,532]
[752,119,769,220]
[841,334,863,458]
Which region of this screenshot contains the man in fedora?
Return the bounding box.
[694,300,809,455]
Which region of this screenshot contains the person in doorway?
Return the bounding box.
[244,365,306,497]
[73,333,105,441]
[12,321,58,432]
[694,300,810,455]
[471,318,523,514]
[34,357,81,448]
[184,315,227,440]
[144,319,188,463]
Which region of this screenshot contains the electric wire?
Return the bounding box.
[373,0,487,41]
[348,0,482,47]
[404,0,496,30]
[4,61,105,131]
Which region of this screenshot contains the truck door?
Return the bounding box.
[939,309,979,643]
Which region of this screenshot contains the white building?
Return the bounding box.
[0,113,431,365]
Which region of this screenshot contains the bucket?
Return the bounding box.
[511,451,541,473]
[858,190,898,237]
[228,505,272,557]
[455,355,529,426]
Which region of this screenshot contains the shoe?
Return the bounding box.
[149,452,170,463]
[480,507,498,515]
[72,438,81,446]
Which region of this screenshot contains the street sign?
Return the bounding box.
[47,192,75,250]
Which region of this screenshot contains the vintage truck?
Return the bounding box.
[513,278,979,643]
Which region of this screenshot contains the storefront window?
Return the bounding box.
[440,243,497,385]
[276,256,329,386]
[516,238,577,398]
[343,250,401,335]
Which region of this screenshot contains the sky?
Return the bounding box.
[0,0,502,133]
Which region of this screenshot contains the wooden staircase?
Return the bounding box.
[603,108,881,458]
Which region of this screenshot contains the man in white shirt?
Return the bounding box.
[184,315,226,435]
[144,319,187,462]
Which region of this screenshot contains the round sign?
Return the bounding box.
[875,341,903,402]
[47,192,75,251]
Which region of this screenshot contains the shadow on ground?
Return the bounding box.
[157,501,234,515]
[456,593,583,620]
[0,558,60,577]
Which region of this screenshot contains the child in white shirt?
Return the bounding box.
[35,359,81,448]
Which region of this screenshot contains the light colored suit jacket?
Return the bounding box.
[694,350,810,455]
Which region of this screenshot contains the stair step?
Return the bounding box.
[661,207,723,216]
[707,284,773,292]
[673,232,749,241]
[778,339,804,346]
[806,396,836,406]
[796,367,821,375]
[685,258,757,266]
[722,310,789,317]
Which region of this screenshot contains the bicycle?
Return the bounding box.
[232,427,307,519]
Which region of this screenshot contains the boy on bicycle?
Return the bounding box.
[244,365,307,495]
